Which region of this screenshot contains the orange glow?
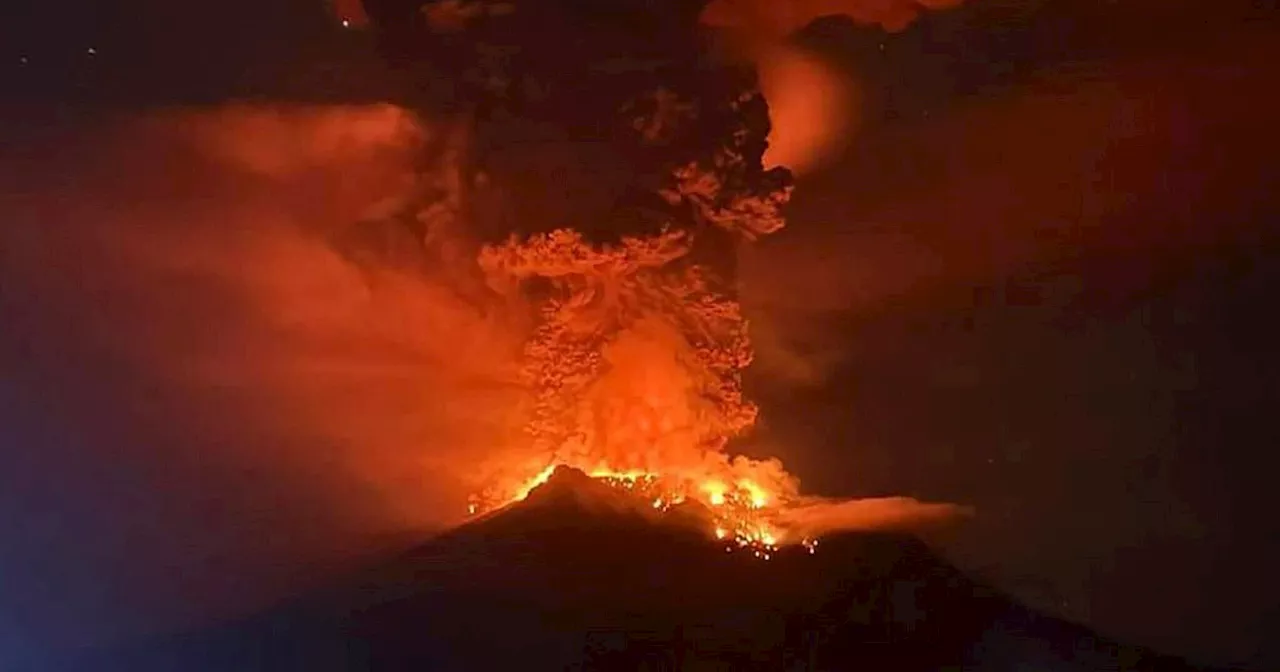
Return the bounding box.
[739,479,769,508]
[702,0,966,173]
[700,0,966,39]
[756,45,858,174]
[512,464,560,501]
[704,481,728,506]
[454,109,974,553]
[462,219,803,556]
[494,464,790,555]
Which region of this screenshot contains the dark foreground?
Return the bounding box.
[64,469,1217,671]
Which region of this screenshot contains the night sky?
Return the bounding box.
[3,0,1279,668]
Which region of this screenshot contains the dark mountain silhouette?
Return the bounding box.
[68,467,1219,671]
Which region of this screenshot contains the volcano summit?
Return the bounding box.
[74,467,1213,672]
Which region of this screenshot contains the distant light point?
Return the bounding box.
[87,47,97,56]
[341,18,351,28]
[19,56,28,65]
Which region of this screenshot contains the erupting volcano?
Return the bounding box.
[41,6,1226,666]
[468,164,798,553]
[318,0,988,560]
[335,0,836,552]
[75,463,1206,671]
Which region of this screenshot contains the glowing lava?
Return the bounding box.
[470,461,792,556]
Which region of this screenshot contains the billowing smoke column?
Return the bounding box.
[349,0,791,496]
[343,0,968,540]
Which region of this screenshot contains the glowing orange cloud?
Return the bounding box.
[3,105,523,535]
[702,0,963,173]
[754,44,859,173]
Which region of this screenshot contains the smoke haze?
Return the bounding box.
[779,496,975,539]
[0,105,526,655]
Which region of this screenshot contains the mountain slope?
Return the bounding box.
[77,467,1215,671]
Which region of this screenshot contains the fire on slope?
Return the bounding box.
[485,465,803,558]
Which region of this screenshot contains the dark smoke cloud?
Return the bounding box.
[0,105,525,658]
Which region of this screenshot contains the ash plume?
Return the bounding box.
[324,0,975,548]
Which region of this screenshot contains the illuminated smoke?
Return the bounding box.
[472,225,799,548]
[0,105,549,647]
[352,0,969,544]
[701,0,962,173]
[778,497,975,539]
[754,44,859,173]
[3,105,526,538]
[700,0,965,38]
